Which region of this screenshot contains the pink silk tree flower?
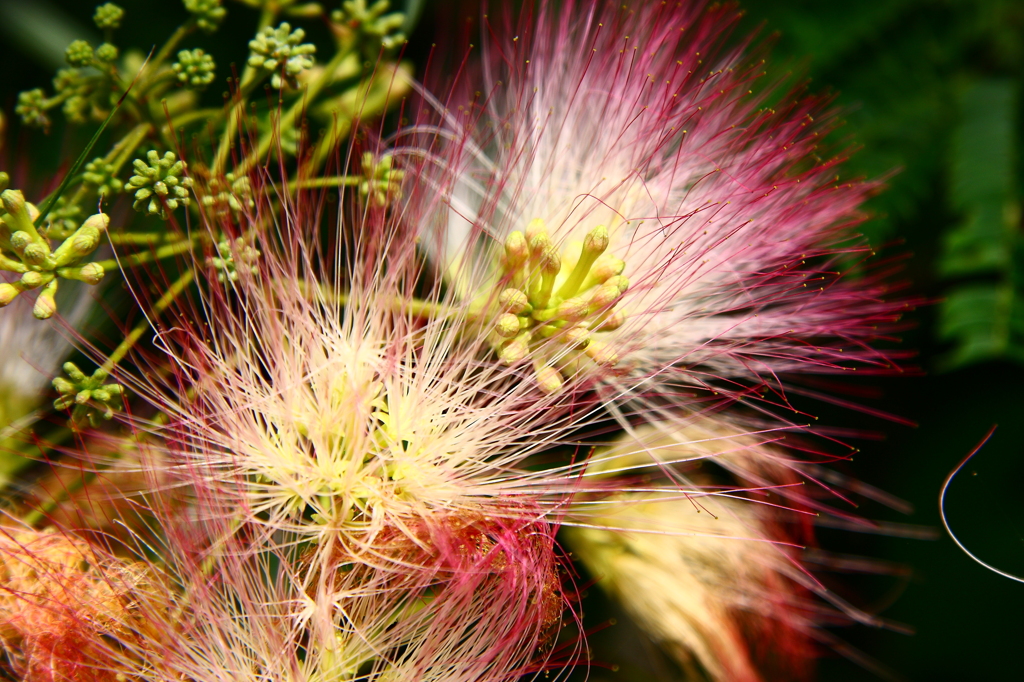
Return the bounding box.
[104,166,592,681]
[407,0,911,422]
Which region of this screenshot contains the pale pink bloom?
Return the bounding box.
[408,0,910,422]
[105,171,590,681]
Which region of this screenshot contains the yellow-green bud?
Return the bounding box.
[582,224,609,256]
[0,283,19,306]
[556,295,590,323]
[33,280,58,319]
[20,271,45,288]
[495,313,521,338]
[593,310,626,332]
[586,341,618,365]
[606,275,629,293]
[534,363,563,394]
[498,331,531,364]
[560,326,591,349]
[0,172,8,193]
[498,287,530,314]
[21,242,49,266]
[59,262,105,284]
[584,254,626,288]
[589,281,624,309]
[10,231,32,252]
[504,230,529,268]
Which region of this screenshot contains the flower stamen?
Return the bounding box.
[491,219,628,391]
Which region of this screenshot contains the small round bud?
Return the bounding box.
[504,231,529,268]
[0,172,9,193]
[540,246,562,275]
[556,295,590,323]
[184,0,227,33]
[74,262,106,285]
[20,271,45,288]
[0,283,19,306]
[494,313,521,338]
[81,213,110,232]
[65,40,94,68]
[247,22,316,89]
[22,242,49,265]
[593,310,626,332]
[586,341,618,365]
[15,89,50,129]
[589,281,624,309]
[93,3,124,30]
[560,326,591,349]
[173,48,216,89]
[606,275,629,294]
[534,364,564,394]
[498,332,531,364]
[95,43,119,63]
[10,231,32,252]
[587,254,626,285]
[498,287,530,314]
[582,224,609,256]
[33,286,58,319]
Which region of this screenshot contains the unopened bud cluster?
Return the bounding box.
[124,150,193,219]
[333,0,406,52]
[248,22,316,89]
[491,219,627,392]
[52,362,125,428]
[360,152,403,207]
[207,236,261,282]
[0,175,108,319]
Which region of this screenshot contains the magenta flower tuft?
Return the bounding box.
[409,0,912,422]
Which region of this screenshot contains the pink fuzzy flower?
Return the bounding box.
[103,161,592,680]
[408,0,911,422]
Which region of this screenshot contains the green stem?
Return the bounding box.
[95,235,201,272]
[163,107,223,132]
[294,176,362,189]
[106,232,179,246]
[145,22,195,87]
[237,47,351,175]
[212,5,278,174]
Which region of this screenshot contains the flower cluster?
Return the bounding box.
[0,1,914,680]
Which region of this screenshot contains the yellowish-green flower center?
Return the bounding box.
[490,218,628,392]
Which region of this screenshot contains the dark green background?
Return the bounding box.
[2,1,1021,679]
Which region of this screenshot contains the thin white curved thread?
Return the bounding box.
[939,425,1024,584]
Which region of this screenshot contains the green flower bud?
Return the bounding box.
[93,3,125,30]
[184,0,227,33]
[15,89,50,129]
[83,157,121,196]
[63,95,89,124]
[0,283,20,306]
[124,150,193,219]
[65,40,95,68]
[248,22,316,89]
[95,43,119,63]
[173,48,216,89]
[33,279,58,320]
[52,362,125,428]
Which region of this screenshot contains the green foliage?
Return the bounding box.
[938,80,1024,368]
[742,0,1024,370]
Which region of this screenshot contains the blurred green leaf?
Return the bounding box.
[939,79,1024,369]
